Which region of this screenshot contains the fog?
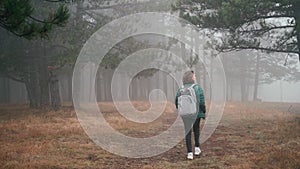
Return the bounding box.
[259,81,300,103]
[1,42,299,104]
[0,0,299,105]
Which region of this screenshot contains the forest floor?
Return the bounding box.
[0,102,300,169]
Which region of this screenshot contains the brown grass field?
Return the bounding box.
[0,102,300,169]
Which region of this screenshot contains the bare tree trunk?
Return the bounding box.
[49,72,61,111]
[230,80,233,101]
[226,78,230,101]
[25,67,50,108]
[239,56,247,102]
[25,81,34,107]
[163,74,168,101]
[221,56,230,101]
[240,77,246,102]
[253,54,260,101]
[39,62,50,107]
[23,41,50,109]
[68,73,72,102]
[203,71,207,93]
[210,55,213,101]
[1,78,10,103]
[104,69,109,101]
[27,63,40,108]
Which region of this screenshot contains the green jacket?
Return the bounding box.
[175,83,206,119]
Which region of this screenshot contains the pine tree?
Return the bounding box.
[0,0,70,39]
[172,0,300,61]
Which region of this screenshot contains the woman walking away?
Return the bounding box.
[175,70,206,160]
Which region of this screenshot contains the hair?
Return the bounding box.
[182,70,195,84]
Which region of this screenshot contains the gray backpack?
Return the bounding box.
[178,84,197,116]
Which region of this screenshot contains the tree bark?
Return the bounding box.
[240,77,247,102]
[1,78,10,103]
[31,62,40,108]
[24,57,50,109]
[39,61,50,107]
[239,56,247,102]
[253,53,260,101]
[49,72,61,111]
[203,55,207,100]
[210,55,213,101]
[221,55,230,101]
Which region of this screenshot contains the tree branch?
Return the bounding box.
[275,30,297,48]
[238,25,295,34]
[259,14,294,19]
[45,0,69,2]
[243,14,294,27]
[0,21,35,38]
[221,45,299,55]
[28,15,48,24]
[0,73,25,83]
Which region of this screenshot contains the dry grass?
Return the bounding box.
[99,101,177,137]
[0,102,299,169]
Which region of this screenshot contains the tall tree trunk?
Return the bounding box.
[38,40,50,108]
[221,55,230,101]
[1,78,10,103]
[49,72,61,111]
[26,66,40,108]
[39,61,50,107]
[24,41,50,109]
[25,80,33,107]
[68,73,72,102]
[253,53,260,101]
[240,76,246,102]
[25,57,50,109]
[210,55,213,101]
[33,61,40,108]
[239,56,247,102]
[226,78,230,101]
[163,74,168,101]
[203,70,207,97]
[230,80,233,101]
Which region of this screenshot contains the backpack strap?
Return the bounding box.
[182,84,196,88]
[189,84,198,111]
[189,84,196,89]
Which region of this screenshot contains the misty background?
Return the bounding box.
[0,0,300,106]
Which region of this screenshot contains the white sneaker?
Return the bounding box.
[195,147,201,156]
[187,152,193,160]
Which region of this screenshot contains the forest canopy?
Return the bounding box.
[172,0,300,60]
